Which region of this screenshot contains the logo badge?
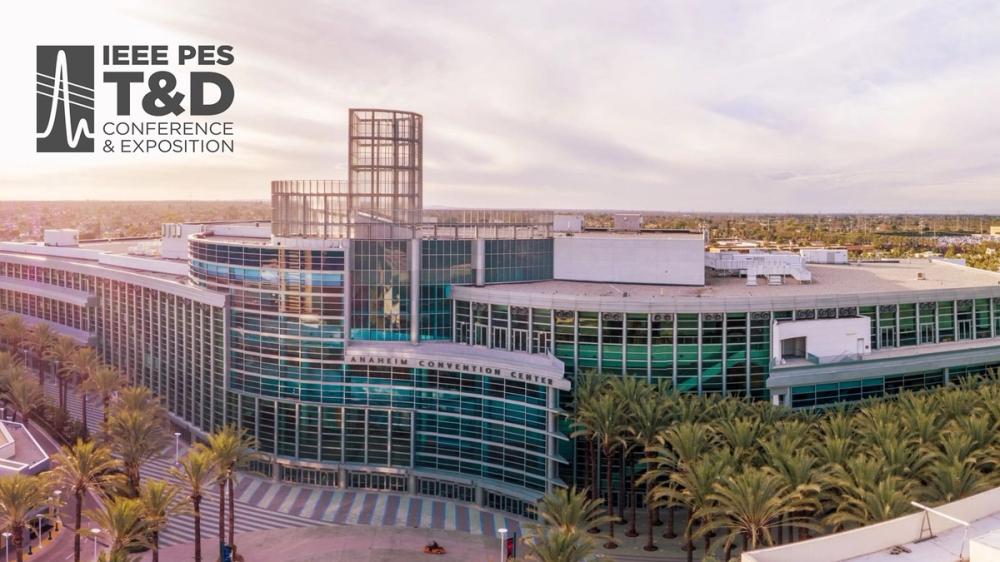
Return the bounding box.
[36,46,95,153]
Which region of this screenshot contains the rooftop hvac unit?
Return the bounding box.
[43,229,79,247]
[613,213,643,232]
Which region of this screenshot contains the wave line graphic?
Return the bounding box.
[35,70,95,93]
[36,49,94,148]
[36,77,95,102]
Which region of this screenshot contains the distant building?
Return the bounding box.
[991,225,1000,236]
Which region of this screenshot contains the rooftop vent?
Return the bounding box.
[917,272,926,280]
[613,213,643,232]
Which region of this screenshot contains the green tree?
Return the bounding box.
[103,408,171,494]
[81,366,124,423]
[138,479,183,562]
[51,439,126,562]
[0,473,52,562]
[170,448,217,562]
[85,496,149,556]
[695,468,819,559]
[4,373,46,425]
[204,425,262,550]
[66,347,101,436]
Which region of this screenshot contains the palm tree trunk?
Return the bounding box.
[626,455,638,537]
[218,480,226,553]
[74,489,82,562]
[618,449,627,523]
[685,525,694,562]
[583,438,591,496]
[663,505,676,539]
[228,468,236,547]
[152,530,159,562]
[193,496,203,562]
[604,445,617,549]
[81,393,88,436]
[13,525,23,562]
[644,500,657,551]
[587,444,600,535]
[102,397,109,423]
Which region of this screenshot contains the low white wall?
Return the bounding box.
[554,236,705,285]
[772,317,871,363]
[743,487,1000,562]
[98,254,189,276]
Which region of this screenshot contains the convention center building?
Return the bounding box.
[2,109,1000,517]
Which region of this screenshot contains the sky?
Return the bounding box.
[2,0,1000,212]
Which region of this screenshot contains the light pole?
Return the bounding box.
[174,432,181,464]
[498,527,508,562]
[2,531,10,562]
[91,528,101,561]
[53,490,62,532]
[36,514,43,550]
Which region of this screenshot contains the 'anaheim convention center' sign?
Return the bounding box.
[344,352,567,389]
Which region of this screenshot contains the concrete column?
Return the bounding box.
[337,467,347,489]
[474,238,486,287]
[408,473,417,494]
[410,238,421,344]
[343,240,352,342]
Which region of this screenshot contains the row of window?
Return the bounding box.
[788,361,1000,407]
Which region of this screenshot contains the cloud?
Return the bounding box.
[2,0,1000,212]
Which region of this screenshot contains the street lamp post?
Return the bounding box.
[91,528,101,561]
[174,432,181,464]
[53,490,62,532]
[498,528,508,562]
[36,514,43,550]
[2,531,10,562]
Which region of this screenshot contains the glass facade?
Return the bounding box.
[420,240,473,341]
[350,240,411,341]
[484,239,553,283]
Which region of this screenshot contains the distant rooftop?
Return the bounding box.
[472,260,1000,299]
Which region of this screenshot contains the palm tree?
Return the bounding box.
[762,445,819,543]
[115,386,161,417]
[4,373,45,425]
[629,394,672,550]
[644,421,716,540]
[85,496,149,556]
[50,439,126,562]
[695,468,820,559]
[0,315,27,354]
[568,372,606,501]
[825,473,916,528]
[608,377,651,531]
[81,366,123,423]
[533,487,615,533]
[651,450,734,562]
[586,394,627,549]
[205,425,262,551]
[66,347,101,436]
[919,456,993,504]
[0,473,51,562]
[138,479,182,562]
[24,323,57,381]
[520,526,598,562]
[103,408,171,494]
[45,336,78,412]
[170,448,217,562]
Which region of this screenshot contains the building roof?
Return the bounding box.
[455,260,1000,313]
[743,487,1000,562]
